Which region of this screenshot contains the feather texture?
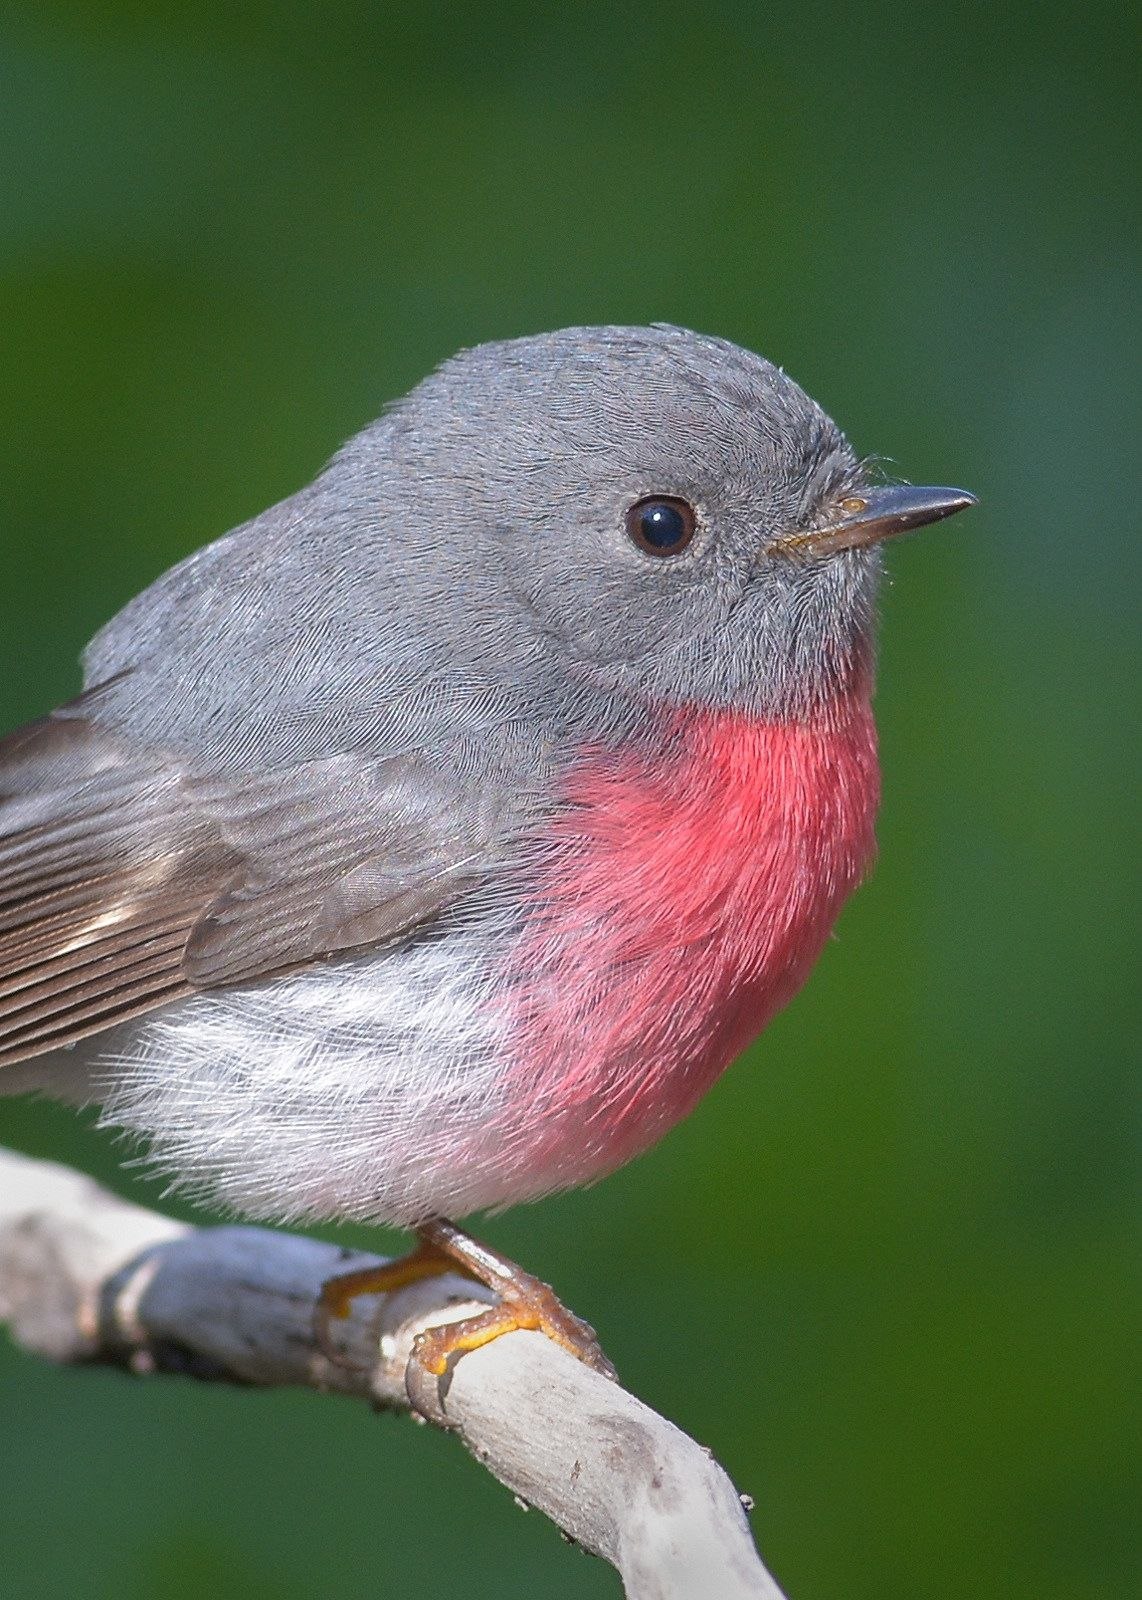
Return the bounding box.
[0,699,504,1063]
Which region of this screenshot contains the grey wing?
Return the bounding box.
[0,691,503,1066]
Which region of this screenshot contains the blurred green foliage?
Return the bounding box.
[0,4,1137,1597]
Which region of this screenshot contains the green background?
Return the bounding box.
[0,5,1136,1597]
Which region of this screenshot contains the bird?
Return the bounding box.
[0,324,974,1373]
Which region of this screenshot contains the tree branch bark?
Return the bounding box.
[0,1145,786,1600]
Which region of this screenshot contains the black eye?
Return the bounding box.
[626,495,697,556]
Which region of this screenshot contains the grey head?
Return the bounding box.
[83,325,974,770]
[347,323,863,720]
[319,322,877,722]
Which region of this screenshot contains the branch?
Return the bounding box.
[0,1146,786,1600]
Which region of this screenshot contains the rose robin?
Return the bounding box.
[0,326,974,1371]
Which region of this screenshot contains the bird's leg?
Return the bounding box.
[316,1217,616,1380]
[411,1218,617,1379]
[315,1234,465,1356]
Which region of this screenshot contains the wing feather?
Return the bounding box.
[0,700,503,1065]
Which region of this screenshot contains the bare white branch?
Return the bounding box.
[0,1146,786,1600]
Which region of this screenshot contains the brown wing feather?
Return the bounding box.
[0,714,234,1063]
[0,705,499,1066]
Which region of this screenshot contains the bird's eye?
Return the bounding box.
[625,496,697,556]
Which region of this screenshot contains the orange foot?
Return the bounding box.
[316,1217,616,1380]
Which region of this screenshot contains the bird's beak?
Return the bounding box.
[773,484,978,558]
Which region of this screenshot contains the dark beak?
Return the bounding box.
[775,484,978,557]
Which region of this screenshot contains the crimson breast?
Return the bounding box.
[495,692,881,1198]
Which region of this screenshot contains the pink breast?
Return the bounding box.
[494,691,880,1199]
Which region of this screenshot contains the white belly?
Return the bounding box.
[92,928,512,1226]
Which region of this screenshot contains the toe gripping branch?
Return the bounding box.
[316,1217,617,1383]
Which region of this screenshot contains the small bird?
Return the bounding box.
[0,326,974,1372]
